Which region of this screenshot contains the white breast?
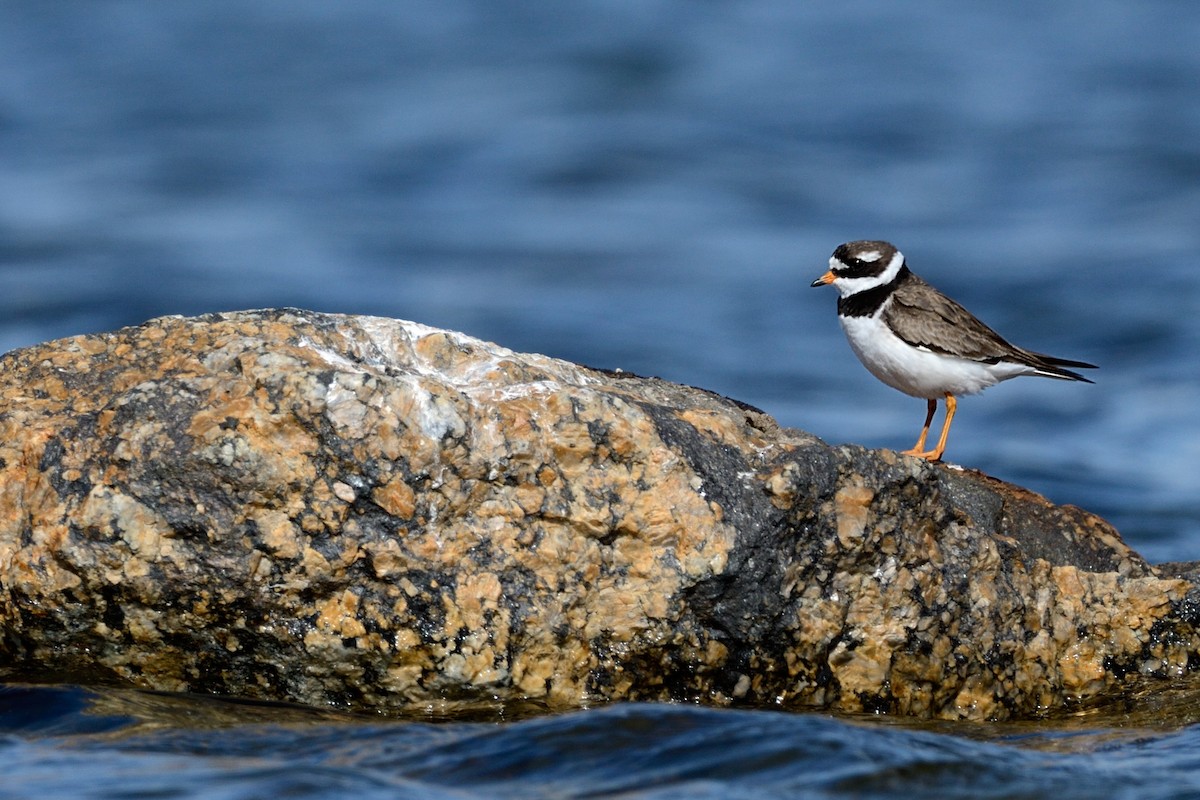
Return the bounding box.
[838,307,1035,399]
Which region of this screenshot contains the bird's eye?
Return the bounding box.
[834,258,879,279]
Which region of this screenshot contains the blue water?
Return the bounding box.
[2,1,1200,797]
[5,684,1200,800]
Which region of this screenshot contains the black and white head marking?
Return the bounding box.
[827,240,907,298]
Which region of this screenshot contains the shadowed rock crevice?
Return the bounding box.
[0,309,1196,720]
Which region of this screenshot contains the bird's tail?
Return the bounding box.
[1024,351,1098,383]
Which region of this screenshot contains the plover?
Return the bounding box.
[811,240,1096,462]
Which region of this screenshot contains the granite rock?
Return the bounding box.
[0,309,1195,720]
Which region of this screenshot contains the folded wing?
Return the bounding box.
[883,273,1096,382]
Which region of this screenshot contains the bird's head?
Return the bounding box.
[812,240,906,297]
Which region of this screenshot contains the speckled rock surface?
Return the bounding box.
[0,309,1196,720]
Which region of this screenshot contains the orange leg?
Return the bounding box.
[901,398,937,457]
[901,393,956,462]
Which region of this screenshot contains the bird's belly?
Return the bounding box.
[838,315,1030,398]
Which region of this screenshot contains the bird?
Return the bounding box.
[810,240,1096,462]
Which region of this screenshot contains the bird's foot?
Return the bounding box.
[900,447,944,462]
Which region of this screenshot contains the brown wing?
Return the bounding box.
[883,272,1027,363]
